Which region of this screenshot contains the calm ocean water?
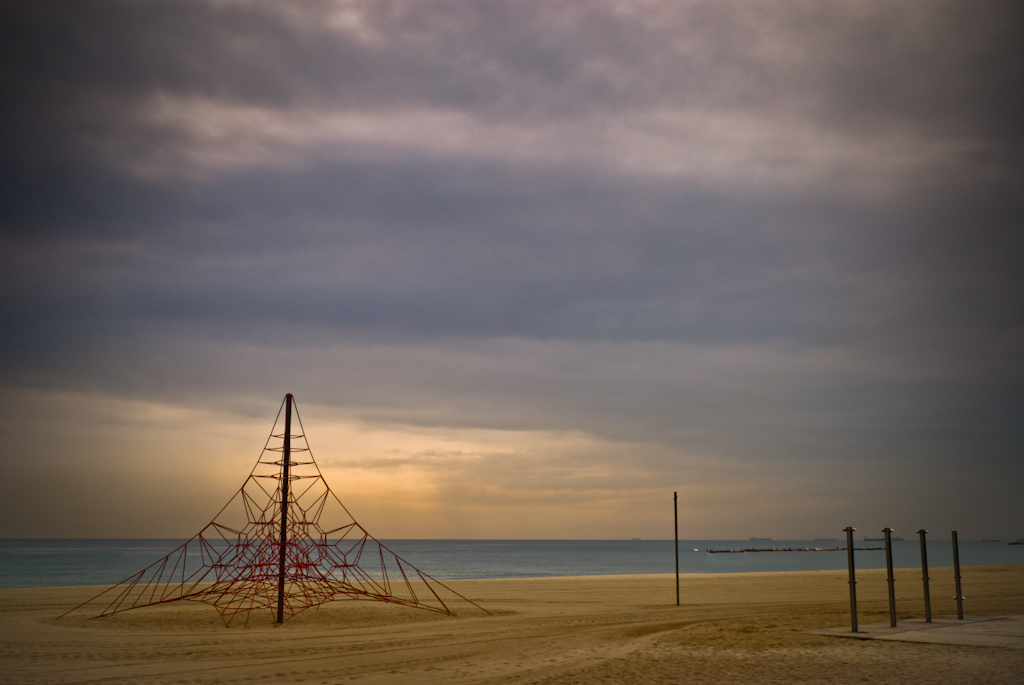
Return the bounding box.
[1,539,1021,589]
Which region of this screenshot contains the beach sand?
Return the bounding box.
[2,564,1022,684]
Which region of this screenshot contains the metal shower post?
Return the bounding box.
[918,529,931,622]
[883,528,896,627]
[952,530,964,620]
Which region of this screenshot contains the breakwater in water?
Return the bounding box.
[707,546,884,554]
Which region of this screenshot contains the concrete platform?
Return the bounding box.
[810,615,1024,648]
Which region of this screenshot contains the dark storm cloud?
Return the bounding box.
[7,1,1022,119]
[5,1,1022,186]
[3,0,1021,361]
[1,0,1022,537]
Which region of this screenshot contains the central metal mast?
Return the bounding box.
[276,393,292,624]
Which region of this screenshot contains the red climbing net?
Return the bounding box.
[61,394,487,627]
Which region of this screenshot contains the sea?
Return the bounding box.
[1,539,1021,589]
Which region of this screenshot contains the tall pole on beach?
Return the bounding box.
[277,393,293,625]
[845,526,858,633]
[674,492,679,606]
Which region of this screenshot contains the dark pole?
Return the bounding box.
[883,528,896,627]
[918,529,931,623]
[952,530,963,620]
[674,492,679,607]
[277,393,293,624]
[845,526,858,633]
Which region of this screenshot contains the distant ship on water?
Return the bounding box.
[750,537,771,541]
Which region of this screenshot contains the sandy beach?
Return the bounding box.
[3,564,1022,684]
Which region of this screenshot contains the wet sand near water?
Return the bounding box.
[2,564,1023,684]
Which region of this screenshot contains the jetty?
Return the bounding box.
[707,546,884,554]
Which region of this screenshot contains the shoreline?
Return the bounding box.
[5,560,1023,590]
[4,561,1016,585]
[7,565,1023,592]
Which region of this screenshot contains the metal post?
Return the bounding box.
[883,528,896,627]
[952,530,963,620]
[918,529,931,622]
[674,492,679,607]
[845,526,858,633]
[277,393,293,624]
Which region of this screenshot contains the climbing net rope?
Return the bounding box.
[61,395,487,627]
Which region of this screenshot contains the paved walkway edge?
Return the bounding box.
[808,615,1024,648]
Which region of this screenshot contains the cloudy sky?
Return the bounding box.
[2,0,1022,540]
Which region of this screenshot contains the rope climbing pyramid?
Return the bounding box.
[61,394,487,626]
